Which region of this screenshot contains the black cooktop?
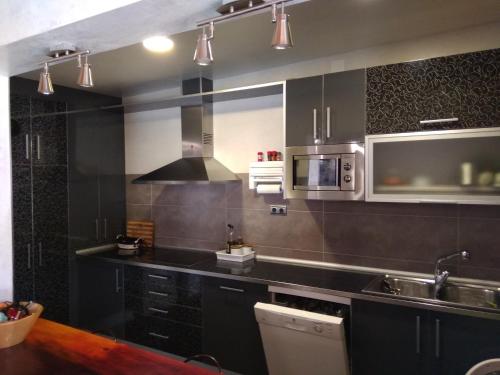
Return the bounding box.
[152,248,213,266]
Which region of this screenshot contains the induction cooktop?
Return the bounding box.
[152,248,213,267]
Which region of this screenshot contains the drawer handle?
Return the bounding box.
[219,286,245,293]
[148,274,170,280]
[149,332,170,340]
[419,118,458,125]
[148,291,169,297]
[416,315,421,355]
[148,307,169,315]
[435,318,441,359]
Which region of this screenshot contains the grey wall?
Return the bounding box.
[126,173,500,282]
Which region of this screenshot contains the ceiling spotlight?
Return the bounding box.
[77,55,94,88]
[194,22,214,66]
[143,36,174,53]
[271,2,293,50]
[37,63,54,95]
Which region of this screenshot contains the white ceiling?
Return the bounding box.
[19,0,500,96]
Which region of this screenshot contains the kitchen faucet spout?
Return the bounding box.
[434,250,471,298]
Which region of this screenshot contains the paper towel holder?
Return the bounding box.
[249,161,284,195]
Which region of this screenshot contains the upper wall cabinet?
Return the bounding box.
[366,48,500,134]
[366,127,500,205]
[286,69,366,146]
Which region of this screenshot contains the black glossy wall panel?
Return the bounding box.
[32,115,68,166]
[10,76,124,325]
[10,117,31,166]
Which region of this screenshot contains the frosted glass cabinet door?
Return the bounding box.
[366,128,500,204]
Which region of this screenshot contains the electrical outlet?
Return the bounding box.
[270,204,287,215]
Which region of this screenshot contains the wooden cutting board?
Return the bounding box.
[127,220,154,248]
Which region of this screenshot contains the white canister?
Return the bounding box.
[461,162,474,186]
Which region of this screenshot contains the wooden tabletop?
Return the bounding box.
[0,319,217,375]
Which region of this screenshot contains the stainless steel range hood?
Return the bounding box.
[133,78,239,184]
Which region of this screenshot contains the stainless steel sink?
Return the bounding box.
[363,275,435,300]
[363,275,500,312]
[440,283,500,309]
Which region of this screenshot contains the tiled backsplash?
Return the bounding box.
[127,174,500,282]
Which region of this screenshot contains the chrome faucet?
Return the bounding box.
[434,250,471,298]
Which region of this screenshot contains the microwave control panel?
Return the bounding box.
[340,154,355,191]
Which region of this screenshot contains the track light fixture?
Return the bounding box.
[271,3,293,49]
[37,47,93,95]
[194,22,214,66]
[194,0,299,65]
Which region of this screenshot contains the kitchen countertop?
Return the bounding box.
[0,319,217,375]
[80,247,500,320]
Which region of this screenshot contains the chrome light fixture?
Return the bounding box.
[37,63,54,95]
[77,55,94,88]
[36,47,93,95]
[271,3,293,49]
[194,0,300,65]
[194,22,214,66]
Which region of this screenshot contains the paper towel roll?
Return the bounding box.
[256,184,281,194]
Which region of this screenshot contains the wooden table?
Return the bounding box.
[0,319,217,375]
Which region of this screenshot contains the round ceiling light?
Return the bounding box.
[142,36,174,53]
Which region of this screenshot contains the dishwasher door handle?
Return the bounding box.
[284,323,308,332]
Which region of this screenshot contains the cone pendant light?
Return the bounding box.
[77,55,94,88]
[272,3,293,49]
[37,63,54,95]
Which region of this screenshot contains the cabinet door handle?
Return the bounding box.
[38,242,42,267]
[148,307,169,315]
[148,274,170,280]
[148,291,169,297]
[326,106,331,138]
[420,118,458,125]
[27,244,31,270]
[416,315,421,355]
[115,269,121,293]
[95,218,99,241]
[313,108,318,140]
[25,134,30,160]
[36,135,41,160]
[435,318,441,358]
[103,218,108,241]
[148,332,170,340]
[219,286,245,293]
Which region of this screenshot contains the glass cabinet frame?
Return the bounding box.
[365,127,500,205]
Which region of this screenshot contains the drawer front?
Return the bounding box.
[125,314,201,357]
[125,265,201,291]
[125,295,202,326]
[126,282,201,308]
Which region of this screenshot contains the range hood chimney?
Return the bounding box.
[133,78,239,184]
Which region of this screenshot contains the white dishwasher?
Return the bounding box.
[254,287,350,375]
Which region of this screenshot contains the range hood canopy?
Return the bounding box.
[133,78,239,184]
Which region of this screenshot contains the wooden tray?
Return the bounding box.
[127,220,154,248]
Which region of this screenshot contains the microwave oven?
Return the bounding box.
[284,143,364,200]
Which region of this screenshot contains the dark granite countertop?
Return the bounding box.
[79,247,500,320]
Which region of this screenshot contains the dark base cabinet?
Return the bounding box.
[77,257,124,338]
[352,299,500,375]
[202,277,269,375]
[351,300,425,375]
[123,266,203,358]
[126,315,202,357]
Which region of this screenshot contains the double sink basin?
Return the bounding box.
[363,275,500,311]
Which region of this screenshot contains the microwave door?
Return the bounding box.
[293,155,340,191]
